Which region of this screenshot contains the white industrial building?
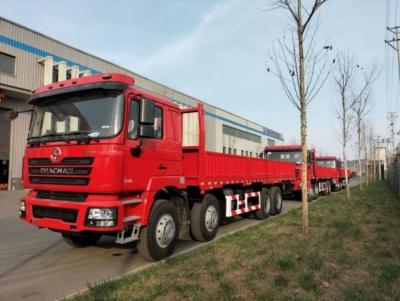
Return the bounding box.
[0,17,283,190]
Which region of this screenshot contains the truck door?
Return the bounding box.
[123,97,182,191]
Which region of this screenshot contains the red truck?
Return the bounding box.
[20,73,309,261]
[316,156,350,190]
[265,145,342,199]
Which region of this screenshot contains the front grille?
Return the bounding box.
[33,205,78,223]
[37,190,87,202]
[29,157,93,186]
[30,177,89,185]
[29,167,91,176]
[29,157,94,165]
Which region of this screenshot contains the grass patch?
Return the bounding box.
[273,274,289,287]
[70,182,400,301]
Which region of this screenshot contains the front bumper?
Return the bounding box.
[20,191,125,232]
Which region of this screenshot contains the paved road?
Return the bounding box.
[0,178,362,301]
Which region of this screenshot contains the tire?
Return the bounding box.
[307,187,314,202]
[62,232,102,248]
[191,194,220,242]
[322,182,329,196]
[137,199,179,261]
[327,182,331,195]
[270,186,283,215]
[255,188,271,220]
[313,185,319,200]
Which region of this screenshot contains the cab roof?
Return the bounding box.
[29,73,180,110]
[316,156,338,160]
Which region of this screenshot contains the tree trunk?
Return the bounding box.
[364,127,369,185]
[297,0,308,235]
[358,121,362,190]
[342,94,350,200]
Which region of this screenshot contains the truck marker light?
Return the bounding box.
[20,200,26,218]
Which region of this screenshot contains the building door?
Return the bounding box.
[0,110,10,189]
[8,112,30,190]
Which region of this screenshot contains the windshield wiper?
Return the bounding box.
[61,131,100,143]
[28,133,69,143]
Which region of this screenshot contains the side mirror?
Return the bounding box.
[139,98,154,125]
[4,110,19,121]
[139,124,155,138]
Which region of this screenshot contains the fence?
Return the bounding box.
[387,151,400,198]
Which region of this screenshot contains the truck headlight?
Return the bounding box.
[86,208,117,227]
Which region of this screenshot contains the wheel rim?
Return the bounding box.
[205,205,219,232]
[276,193,282,209]
[265,195,271,213]
[155,214,176,248]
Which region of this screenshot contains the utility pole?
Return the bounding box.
[388,111,398,155]
[377,135,382,181]
[385,26,400,78]
[369,128,375,181]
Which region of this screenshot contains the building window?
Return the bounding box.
[228,147,232,154]
[66,69,72,80]
[223,124,261,143]
[267,139,276,146]
[223,146,226,153]
[233,149,237,155]
[0,52,15,76]
[241,150,244,156]
[52,65,58,83]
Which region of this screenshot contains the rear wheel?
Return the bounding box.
[137,199,179,261]
[191,194,220,242]
[62,232,102,248]
[255,188,271,220]
[270,186,283,215]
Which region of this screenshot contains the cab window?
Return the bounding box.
[154,106,163,139]
[128,100,139,139]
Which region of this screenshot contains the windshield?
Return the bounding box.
[28,90,124,142]
[317,160,336,168]
[266,150,302,163]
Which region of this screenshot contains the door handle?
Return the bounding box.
[159,164,167,170]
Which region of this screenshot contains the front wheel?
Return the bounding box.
[137,199,179,261]
[191,194,220,242]
[62,232,102,248]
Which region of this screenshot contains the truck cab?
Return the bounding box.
[21,74,188,259]
[264,145,316,181]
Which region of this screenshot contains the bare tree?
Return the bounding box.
[268,0,330,234]
[333,54,378,198]
[333,53,355,200]
[352,90,371,190]
[362,121,369,186]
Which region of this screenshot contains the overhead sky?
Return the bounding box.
[1,0,397,159]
